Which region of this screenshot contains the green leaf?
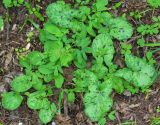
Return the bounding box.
[27,51,45,66]
[92,34,115,66]
[31,73,44,90]
[46,1,74,28]
[74,49,87,68]
[39,103,56,124]
[147,0,160,8]
[115,54,157,89]
[93,0,108,12]
[59,46,74,67]
[44,21,63,37]
[43,73,54,82]
[11,75,32,92]
[91,59,108,79]
[19,51,45,69]
[87,24,96,36]
[67,91,75,103]
[27,91,50,110]
[18,0,24,4]
[0,16,4,31]
[3,0,13,8]
[98,118,106,125]
[104,75,125,94]
[55,74,64,88]
[46,42,63,63]
[108,111,116,121]
[125,54,156,77]
[38,63,54,74]
[73,6,90,21]
[84,91,113,122]
[39,29,58,43]
[2,92,23,110]
[109,17,133,40]
[73,69,99,92]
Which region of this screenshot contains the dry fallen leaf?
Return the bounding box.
[4,48,14,70]
[55,114,71,125]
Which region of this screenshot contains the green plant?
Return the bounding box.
[147,0,160,8]
[108,17,133,41]
[25,2,44,21]
[156,106,160,113]
[1,1,159,125]
[0,16,3,31]
[137,38,160,47]
[150,117,160,125]
[3,0,24,8]
[112,2,122,10]
[115,54,157,89]
[2,92,23,110]
[2,1,44,22]
[150,106,160,125]
[137,24,160,35]
[130,10,142,20]
[137,16,160,35]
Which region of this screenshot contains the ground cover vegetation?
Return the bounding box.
[0,0,160,124]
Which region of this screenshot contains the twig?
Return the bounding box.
[115,112,121,124]
[127,35,141,43]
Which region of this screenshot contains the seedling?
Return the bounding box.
[137,38,160,47]
[130,10,142,20]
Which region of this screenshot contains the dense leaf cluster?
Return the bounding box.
[1,0,159,124]
[147,0,160,8]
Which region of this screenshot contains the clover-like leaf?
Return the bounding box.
[11,75,32,92]
[92,34,115,66]
[39,103,56,124]
[2,92,23,110]
[109,17,133,40]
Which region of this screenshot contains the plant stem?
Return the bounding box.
[140,9,153,14]
[151,48,160,53]
[144,42,160,47]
